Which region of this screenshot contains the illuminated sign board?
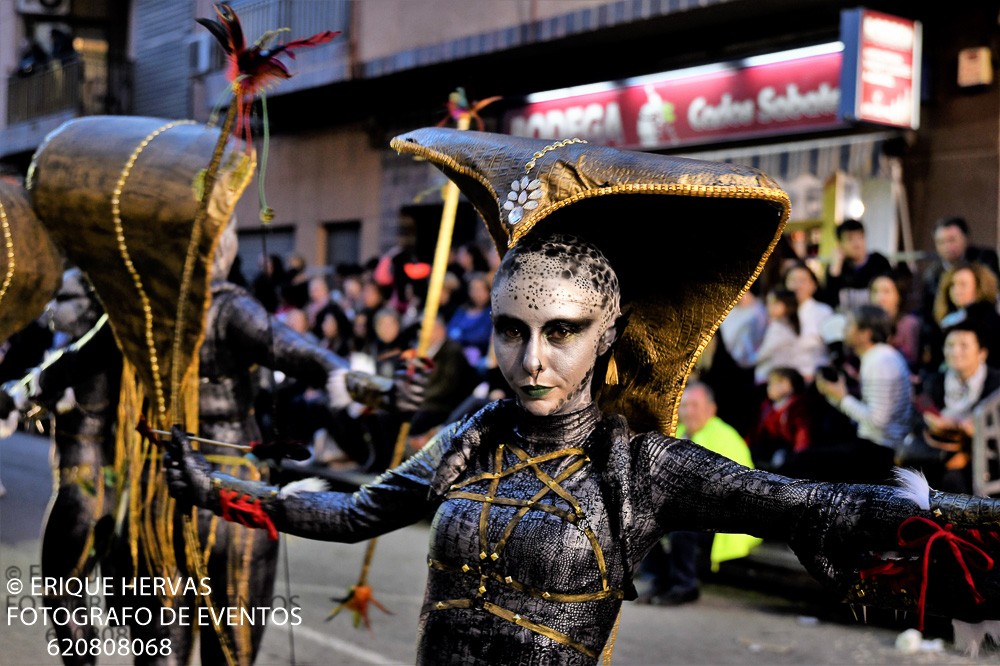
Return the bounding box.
[839,7,922,129]
[503,44,846,150]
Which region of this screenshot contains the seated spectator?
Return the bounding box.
[251,253,285,313]
[312,301,352,357]
[703,287,768,437]
[868,273,923,372]
[408,315,481,446]
[913,320,1000,495]
[442,337,513,427]
[446,271,493,367]
[783,261,833,381]
[305,275,333,330]
[281,253,310,311]
[370,306,406,379]
[331,263,364,320]
[823,218,892,313]
[449,241,491,290]
[930,261,1000,369]
[920,216,1000,320]
[783,304,913,483]
[740,287,811,387]
[277,307,314,341]
[748,367,812,471]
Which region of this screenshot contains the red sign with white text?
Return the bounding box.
[843,9,921,128]
[503,50,845,150]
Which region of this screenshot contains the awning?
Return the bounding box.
[678,130,899,184]
[679,131,902,227]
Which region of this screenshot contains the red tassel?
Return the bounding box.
[863,516,994,632]
[219,489,278,540]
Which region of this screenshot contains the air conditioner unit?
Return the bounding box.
[17,0,70,16]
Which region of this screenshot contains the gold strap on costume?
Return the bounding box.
[450,447,587,489]
[424,598,597,658]
[432,442,621,659]
[446,443,612,591]
[445,492,579,521]
[427,558,622,603]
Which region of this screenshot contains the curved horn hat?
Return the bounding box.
[28,116,254,423]
[0,181,61,341]
[390,128,789,435]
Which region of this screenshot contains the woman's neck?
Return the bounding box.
[513,403,601,449]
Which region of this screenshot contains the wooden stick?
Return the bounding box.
[146,428,251,452]
[358,111,471,588]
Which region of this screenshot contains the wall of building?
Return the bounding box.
[0,0,18,129]
[902,2,1000,252]
[130,0,192,118]
[355,0,604,62]
[230,122,384,268]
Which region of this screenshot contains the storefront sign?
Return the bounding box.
[839,8,921,129]
[503,45,846,150]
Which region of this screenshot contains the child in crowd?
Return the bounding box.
[736,288,809,391]
[748,366,812,470]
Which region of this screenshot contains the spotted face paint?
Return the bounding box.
[491,234,620,416]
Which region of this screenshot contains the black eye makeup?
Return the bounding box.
[543,318,590,342]
[493,315,527,340]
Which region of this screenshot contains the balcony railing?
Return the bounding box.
[200,0,352,110]
[214,0,352,73]
[6,57,132,125]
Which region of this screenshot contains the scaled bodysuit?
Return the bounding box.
[180,279,405,665]
[200,399,1000,665]
[22,318,123,664]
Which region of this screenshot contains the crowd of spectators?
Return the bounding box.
[5,212,999,493]
[700,215,1000,496]
[228,237,506,473]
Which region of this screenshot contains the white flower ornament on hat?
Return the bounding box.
[503,176,543,225]
[501,137,588,227]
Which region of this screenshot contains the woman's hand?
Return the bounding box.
[164,425,218,512]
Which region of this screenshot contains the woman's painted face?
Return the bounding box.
[949,268,978,308]
[492,249,617,417]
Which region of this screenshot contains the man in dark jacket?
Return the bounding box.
[920,216,1000,319]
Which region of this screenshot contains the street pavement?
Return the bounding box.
[4,429,1000,665]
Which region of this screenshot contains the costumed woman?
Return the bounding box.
[167,128,1000,664]
[25,116,429,666]
[177,214,429,664]
[0,268,123,666]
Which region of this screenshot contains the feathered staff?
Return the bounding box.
[196,2,338,222]
[328,89,500,631]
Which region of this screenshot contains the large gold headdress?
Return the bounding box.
[390,128,789,435]
[28,116,254,426]
[0,181,62,339]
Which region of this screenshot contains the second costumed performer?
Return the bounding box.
[26,116,429,666]
[169,127,1000,664]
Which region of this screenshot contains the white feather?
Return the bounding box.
[893,467,930,511]
[952,619,1000,658]
[278,477,329,498]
